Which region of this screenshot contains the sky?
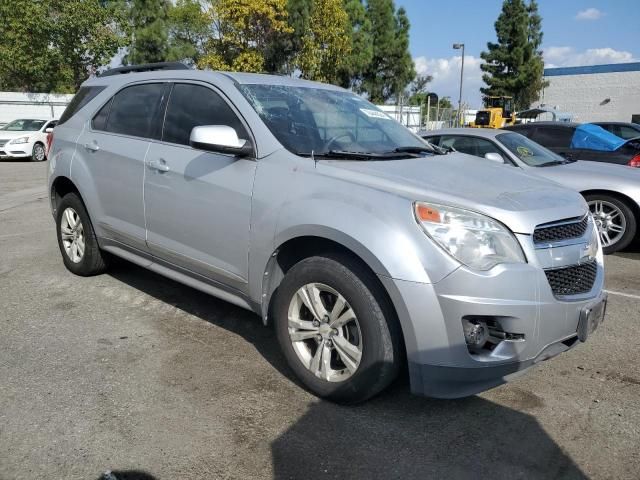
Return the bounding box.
[399,0,640,107]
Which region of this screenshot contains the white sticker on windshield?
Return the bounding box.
[360,108,391,120]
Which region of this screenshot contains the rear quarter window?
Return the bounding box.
[58,86,106,125]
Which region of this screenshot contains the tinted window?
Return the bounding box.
[439,135,505,160]
[162,84,248,146]
[617,125,640,140]
[106,83,165,139]
[92,98,113,131]
[531,127,573,148]
[58,86,106,125]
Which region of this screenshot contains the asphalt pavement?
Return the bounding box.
[1,160,639,480]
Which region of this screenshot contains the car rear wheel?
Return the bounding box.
[273,254,402,404]
[32,142,46,162]
[56,193,108,276]
[586,194,637,254]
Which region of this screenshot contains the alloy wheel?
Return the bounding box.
[287,283,363,382]
[60,207,85,263]
[588,199,626,248]
[33,144,45,161]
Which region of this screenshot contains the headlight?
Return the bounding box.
[10,136,29,144]
[414,202,526,270]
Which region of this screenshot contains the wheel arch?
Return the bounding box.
[261,234,409,362]
[50,175,82,218]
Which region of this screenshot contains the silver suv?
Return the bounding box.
[48,63,607,403]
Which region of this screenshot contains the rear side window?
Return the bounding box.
[92,98,113,131]
[162,83,248,146]
[531,127,573,148]
[58,86,106,125]
[102,83,165,139]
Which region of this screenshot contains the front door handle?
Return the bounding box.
[147,159,170,173]
[84,142,99,152]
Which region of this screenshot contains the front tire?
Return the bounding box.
[273,254,401,404]
[56,193,107,276]
[31,142,46,162]
[586,194,637,254]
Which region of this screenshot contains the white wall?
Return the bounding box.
[0,92,74,125]
[539,70,640,123]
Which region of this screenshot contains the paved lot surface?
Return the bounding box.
[1,160,639,480]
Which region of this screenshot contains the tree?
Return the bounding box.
[336,0,373,89]
[198,0,292,72]
[480,0,548,110]
[0,0,126,93]
[361,0,415,103]
[297,0,351,83]
[167,0,210,65]
[124,0,171,65]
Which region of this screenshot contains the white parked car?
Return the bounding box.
[0,118,58,161]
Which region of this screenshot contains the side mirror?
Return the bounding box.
[190,125,253,157]
[45,127,53,133]
[484,152,504,163]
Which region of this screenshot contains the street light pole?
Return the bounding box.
[453,43,465,127]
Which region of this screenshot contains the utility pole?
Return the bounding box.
[453,43,465,127]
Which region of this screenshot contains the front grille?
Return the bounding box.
[534,216,589,244]
[0,140,7,147]
[545,260,597,297]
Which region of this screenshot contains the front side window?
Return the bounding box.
[531,127,573,148]
[102,83,165,139]
[439,135,504,159]
[497,132,567,167]
[162,83,249,146]
[1,119,47,131]
[617,125,640,140]
[237,84,425,156]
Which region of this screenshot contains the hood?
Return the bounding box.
[531,160,640,204]
[0,130,36,140]
[317,153,587,234]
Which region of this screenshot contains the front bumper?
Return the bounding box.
[379,233,605,398]
[0,141,31,159]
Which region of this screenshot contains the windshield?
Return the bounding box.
[496,132,568,167]
[237,84,426,157]
[1,119,46,132]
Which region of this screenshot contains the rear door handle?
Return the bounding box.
[147,159,170,173]
[84,142,99,152]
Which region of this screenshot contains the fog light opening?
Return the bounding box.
[462,318,490,350]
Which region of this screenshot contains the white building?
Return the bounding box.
[0,92,73,126]
[538,62,640,123]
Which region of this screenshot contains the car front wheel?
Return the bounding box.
[32,142,46,162]
[273,254,402,404]
[586,194,637,254]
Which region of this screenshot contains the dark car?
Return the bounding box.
[505,122,640,167]
[593,122,640,141]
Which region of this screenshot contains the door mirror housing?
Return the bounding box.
[45,127,54,133]
[190,125,253,157]
[484,152,504,163]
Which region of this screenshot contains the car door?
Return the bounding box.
[143,82,257,293]
[76,82,166,252]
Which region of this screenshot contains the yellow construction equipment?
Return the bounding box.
[471,96,516,128]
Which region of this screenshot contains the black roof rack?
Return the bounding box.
[98,62,190,77]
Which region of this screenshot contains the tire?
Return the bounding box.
[56,192,108,276]
[585,193,637,254]
[31,142,46,162]
[273,254,402,404]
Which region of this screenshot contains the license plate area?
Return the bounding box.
[577,295,607,342]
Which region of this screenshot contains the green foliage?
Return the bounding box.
[124,0,171,65]
[166,0,210,65]
[297,0,351,83]
[480,0,548,110]
[337,0,373,89]
[0,0,127,92]
[361,0,415,103]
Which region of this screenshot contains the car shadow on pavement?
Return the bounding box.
[107,261,586,480]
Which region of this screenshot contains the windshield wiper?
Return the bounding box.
[298,150,417,160]
[393,145,436,154]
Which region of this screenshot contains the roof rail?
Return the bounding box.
[98,62,190,77]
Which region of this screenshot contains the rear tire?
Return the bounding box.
[585,193,636,254]
[273,254,402,404]
[56,193,107,276]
